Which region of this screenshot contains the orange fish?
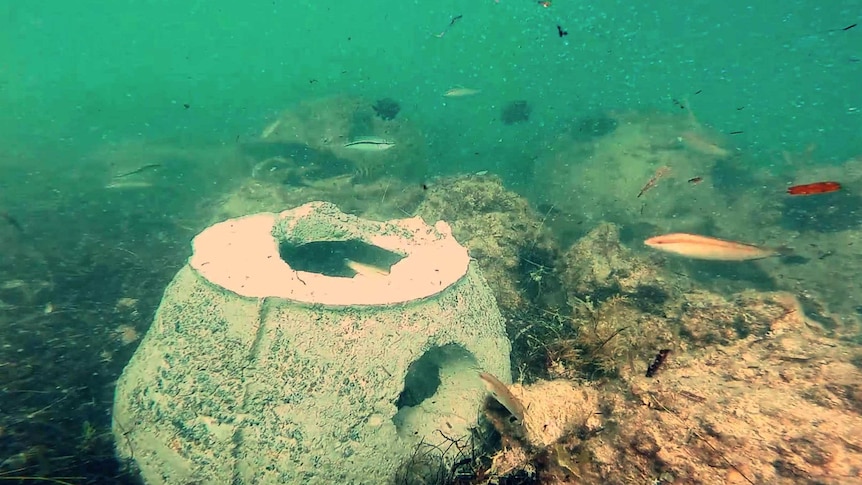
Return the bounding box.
[644,233,780,261]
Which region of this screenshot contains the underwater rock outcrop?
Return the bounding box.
[478,291,862,485]
[531,110,738,242]
[244,95,427,184]
[209,174,425,224]
[571,115,619,141]
[562,222,673,305]
[416,173,565,316]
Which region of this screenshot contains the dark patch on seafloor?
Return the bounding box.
[515,244,566,310]
[670,258,779,294]
[501,100,531,125]
[572,115,618,141]
[0,198,193,484]
[629,284,671,314]
[707,158,754,193]
[372,97,401,120]
[779,189,862,233]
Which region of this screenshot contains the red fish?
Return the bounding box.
[786,181,841,196]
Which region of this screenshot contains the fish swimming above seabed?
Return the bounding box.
[261,119,282,139]
[644,233,784,261]
[786,181,842,196]
[444,87,481,97]
[104,180,154,190]
[112,163,161,179]
[343,137,396,151]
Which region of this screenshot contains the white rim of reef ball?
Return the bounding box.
[189,201,471,306]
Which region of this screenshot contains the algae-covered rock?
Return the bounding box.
[482,378,603,478]
[567,295,678,379]
[602,292,862,485]
[416,173,565,315]
[562,223,677,315]
[209,176,425,224]
[476,291,862,485]
[532,110,735,242]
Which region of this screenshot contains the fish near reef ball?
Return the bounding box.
[644,233,779,261]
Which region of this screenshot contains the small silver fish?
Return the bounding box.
[343,138,396,151]
[444,87,481,97]
[104,181,153,190]
[261,119,282,139]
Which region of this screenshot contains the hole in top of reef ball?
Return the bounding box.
[278,239,404,277]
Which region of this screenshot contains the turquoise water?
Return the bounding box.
[2,1,861,483]
[4,1,859,171]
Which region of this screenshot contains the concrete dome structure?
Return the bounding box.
[112,201,511,484]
